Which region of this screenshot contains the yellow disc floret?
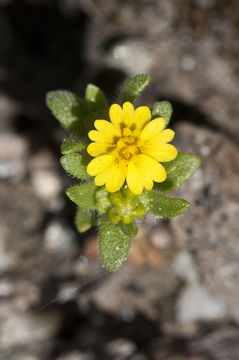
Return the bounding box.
[87,102,177,195]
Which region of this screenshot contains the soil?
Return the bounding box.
[1,1,239,359]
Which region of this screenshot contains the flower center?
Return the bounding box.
[115,127,142,160]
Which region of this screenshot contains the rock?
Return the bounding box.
[0,160,26,180]
[29,149,57,171]
[173,251,198,284]
[149,224,172,250]
[31,170,62,201]
[44,219,77,256]
[176,283,227,324]
[190,327,239,360]
[0,133,28,160]
[106,40,154,75]
[0,311,61,349]
[81,261,180,320]
[171,122,239,322]
[105,338,136,359]
[174,251,227,324]
[0,132,28,180]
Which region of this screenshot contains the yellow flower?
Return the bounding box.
[86,102,177,195]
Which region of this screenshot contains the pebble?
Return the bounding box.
[44,219,77,255]
[108,40,154,75]
[173,251,198,284]
[150,226,172,250]
[31,170,61,200]
[176,283,227,324]
[0,133,28,180]
[105,338,136,359]
[0,311,61,349]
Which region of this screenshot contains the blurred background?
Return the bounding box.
[0,0,239,359]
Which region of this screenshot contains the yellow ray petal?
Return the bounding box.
[140,117,165,141]
[105,162,126,192]
[94,171,108,187]
[126,160,144,195]
[88,129,118,144]
[109,104,123,128]
[143,176,154,190]
[88,130,100,142]
[134,106,151,131]
[95,161,126,190]
[87,154,114,176]
[122,102,134,128]
[142,144,178,162]
[87,142,112,157]
[151,129,175,144]
[137,154,167,182]
[93,119,121,141]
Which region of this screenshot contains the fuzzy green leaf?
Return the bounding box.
[46,90,86,137]
[66,183,96,209]
[75,207,95,233]
[156,152,201,194]
[143,190,190,218]
[119,220,138,237]
[122,74,151,103]
[99,217,131,272]
[61,137,86,155]
[60,154,91,180]
[85,84,107,111]
[151,101,173,127]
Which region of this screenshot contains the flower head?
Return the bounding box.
[87,102,177,195]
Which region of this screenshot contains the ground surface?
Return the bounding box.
[1,1,239,359]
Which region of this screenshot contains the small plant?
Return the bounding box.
[46,74,200,271]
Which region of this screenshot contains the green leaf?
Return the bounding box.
[122,74,151,103]
[99,216,131,271]
[119,220,138,237]
[61,137,86,155]
[151,101,173,127]
[66,183,96,209]
[156,152,201,194]
[143,190,190,218]
[75,207,96,233]
[85,84,107,111]
[46,90,86,137]
[60,154,91,180]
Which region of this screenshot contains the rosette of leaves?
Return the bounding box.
[46,74,200,272]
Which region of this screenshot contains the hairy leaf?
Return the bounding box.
[143,190,190,217]
[66,183,96,209]
[119,220,138,237]
[151,101,173,127]
[46,90,86,137]
[75,207,96,233]
[122,74,151,103]
[61,137,86,154]
[85,84,107,111]
[60,154,91,180]
[99,216,131,271]
[156,152,201,194]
